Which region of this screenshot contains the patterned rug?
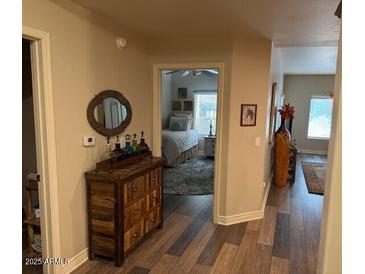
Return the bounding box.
[301,161,326,195]
[163,157,214,195]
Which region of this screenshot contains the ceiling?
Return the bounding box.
[71,0,341,46]
[280,47,338,74]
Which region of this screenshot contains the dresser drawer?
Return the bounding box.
[149,167,162,190]
[90,182,115,209]
[145,207,161,234]
[124,197,146,231]
[92,235,114,258]
[124,175,148,206]
[124,221,144,252]
[148,187,161,210]
[91,206,114,235]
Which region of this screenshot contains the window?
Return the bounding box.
[307,96,333,139]
[194,92,217,135]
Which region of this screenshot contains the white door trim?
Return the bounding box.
[23,26,62,274]
[152,63,225,223]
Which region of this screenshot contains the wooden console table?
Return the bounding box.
[85,155,164,266]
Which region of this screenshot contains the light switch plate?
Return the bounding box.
[83,136,95,147]
[255,137,261,147]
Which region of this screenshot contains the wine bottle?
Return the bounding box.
[138,131,150,153]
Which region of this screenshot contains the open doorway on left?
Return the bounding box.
[22,38,43,274]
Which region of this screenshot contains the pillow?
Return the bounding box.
[171,112,193,129]
[171,111,192,119]
[169,116,190,131]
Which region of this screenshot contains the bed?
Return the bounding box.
[162,129,199,167]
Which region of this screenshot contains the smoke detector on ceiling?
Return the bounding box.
[116,37,127,49]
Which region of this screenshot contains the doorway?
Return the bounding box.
[152,63,225,223]
[22,26,61,274]
[23,38,43,274]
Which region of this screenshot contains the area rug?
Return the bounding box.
[301,161,326,195]
[163,157,214,195]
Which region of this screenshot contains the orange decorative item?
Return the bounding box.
[274,104,295,186]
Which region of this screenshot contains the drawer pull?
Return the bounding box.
[152,197,156,202]
[133,232,139,239]
[151,218,156,222]
[132,187,137,192]
[133,209,139,215]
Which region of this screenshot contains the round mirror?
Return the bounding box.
[87,90,132,136]
[93,99,128,129]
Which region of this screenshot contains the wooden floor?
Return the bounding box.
[73,153,326,274]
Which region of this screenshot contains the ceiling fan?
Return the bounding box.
[165,69,218,77]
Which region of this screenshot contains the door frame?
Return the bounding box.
[23,26,62,274]
[152,63,225,223]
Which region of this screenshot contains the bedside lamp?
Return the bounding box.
[207,109,216,136]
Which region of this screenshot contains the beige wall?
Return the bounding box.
[23,0,151,258]
[283,74,335,153]
[225,37,272,215]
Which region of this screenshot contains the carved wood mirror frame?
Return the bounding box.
[87,90,132,137]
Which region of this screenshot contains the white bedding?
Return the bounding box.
[162,129,199,166]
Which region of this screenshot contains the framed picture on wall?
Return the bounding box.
[172,100,182,111]
[183,101,193,111]
[268,82,278,144]
[240,104,257,126]
[177,87,188,99]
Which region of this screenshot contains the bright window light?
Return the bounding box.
[307,97,333,139]
[194,92,217,135]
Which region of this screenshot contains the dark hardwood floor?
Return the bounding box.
[73,153,326,273]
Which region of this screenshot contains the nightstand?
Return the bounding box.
[204,136,216,157]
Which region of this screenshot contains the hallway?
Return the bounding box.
[73,153,326,273]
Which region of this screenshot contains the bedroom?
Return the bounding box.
[161,68,218,200]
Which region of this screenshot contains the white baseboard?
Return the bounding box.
[297,149,327,155]
[216,175,272,225]
[217,210,264,225]
[62,248,88,274]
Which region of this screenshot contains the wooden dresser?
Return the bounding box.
[85,156,164,266]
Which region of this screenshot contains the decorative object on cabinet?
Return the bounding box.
[87,90,132,137]
[122,134,135,156]
[138,131,150,153]
[177,87,187,99]
[268,82,278,144]
[131,134,140,153]
[204,136,216,158]
[183,101,193,111]
[85,154,164,266]
[240,104,257,126]
[274,104,295,187]
[172,100,182,111]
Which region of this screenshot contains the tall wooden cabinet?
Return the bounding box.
[85,156,164,266]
